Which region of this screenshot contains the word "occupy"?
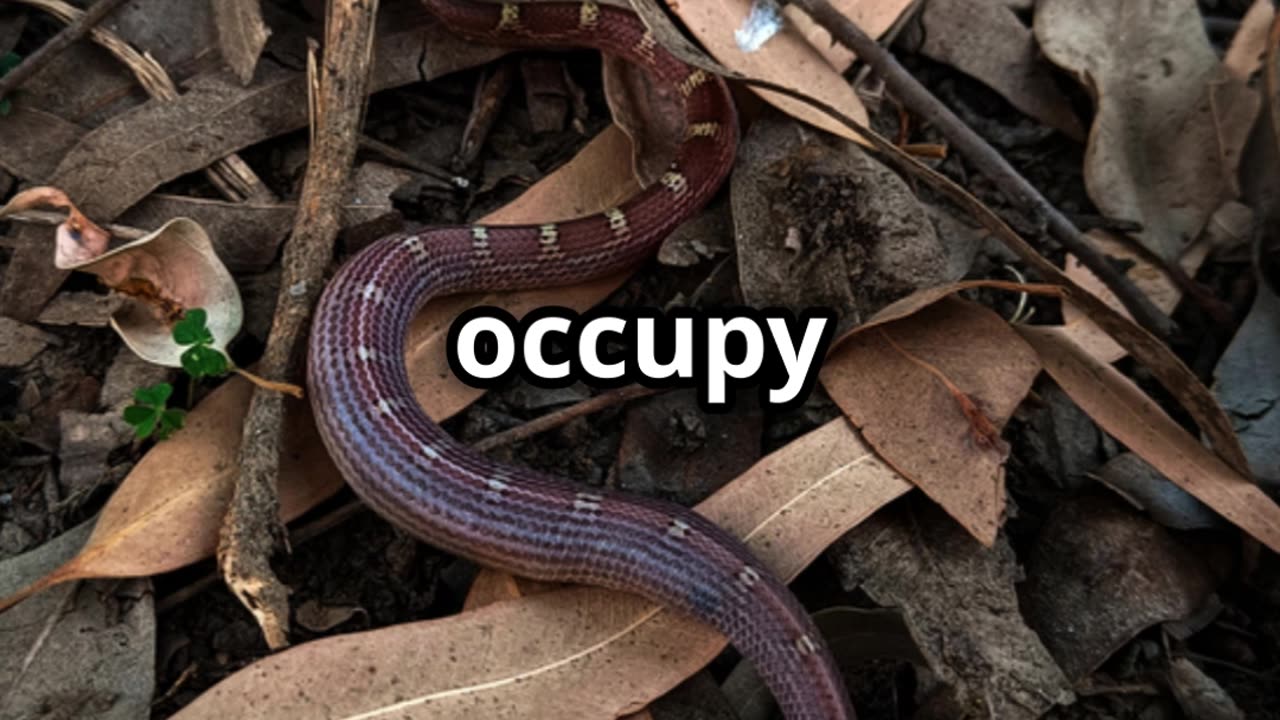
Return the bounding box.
[447,307,836,410]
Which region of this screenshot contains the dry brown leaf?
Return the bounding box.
[0,379,339,613]
[1223,0,1276,80]
[660,0,876,143]
[170,419,911,720]
[0,15,500,321]
[0,186,110,265]
[1060,230,1213,363]
[1017,326,1280,553]
[1036,0,1244,259]
[1022,495,1219,681]
[821,297,1041,545]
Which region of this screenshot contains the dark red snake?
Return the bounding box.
[307,1,853,717]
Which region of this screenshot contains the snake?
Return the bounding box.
[307,1,854,717]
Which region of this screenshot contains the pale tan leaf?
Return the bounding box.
[822,297,1041,545]
[170,420,911,719]
[1017,326,1280,553]
[1060,229,1212,363]
[0,380,339,613]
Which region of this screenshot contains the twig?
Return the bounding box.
[358,135,468,188]
[157,500,369,614]
[783,0,1176,340]
[217,0,380,650]
[472,384,663,452]
[0,0,131,102]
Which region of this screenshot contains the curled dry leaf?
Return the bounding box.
[0,187,242,367]
[170,419,912,720]
[0,186,110,266]
[90,218,243,368]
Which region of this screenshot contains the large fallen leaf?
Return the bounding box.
[1017,326,1280,553]
[0,380,338,612]
[822,297,1041,546]
[170,418,912,720]
[1213,275,1280,487]
[1036,0,1249,259]
[0,124,645,611]
[1022,495,1219,681]
[732,114,961,322]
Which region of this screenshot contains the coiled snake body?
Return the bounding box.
[307,1,854,717]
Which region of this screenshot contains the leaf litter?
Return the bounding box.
[2,0,1280,719]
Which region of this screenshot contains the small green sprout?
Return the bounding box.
[122,383,186,440]
[173,308,230,378]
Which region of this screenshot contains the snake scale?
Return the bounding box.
[307,1,854,717]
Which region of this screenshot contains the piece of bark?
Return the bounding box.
[829,499,1075,718]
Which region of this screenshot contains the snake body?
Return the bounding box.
[307,1,853,717]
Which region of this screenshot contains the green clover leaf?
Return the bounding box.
[173,308,215,346]
[123,382,185,440]
[181,344,229,378]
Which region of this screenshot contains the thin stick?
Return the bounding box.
[217,0,380,650]
[783,0,1176,340]
[472,384,663,452]
[0,0,132,101]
